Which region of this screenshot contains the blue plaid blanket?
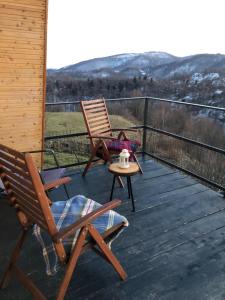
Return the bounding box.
[33,195,128,276]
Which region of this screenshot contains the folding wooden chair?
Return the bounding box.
[80,98,143,178]
[0,144,127,300]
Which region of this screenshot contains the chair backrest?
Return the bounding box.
[0,144,66,261]
[81,99,112,148]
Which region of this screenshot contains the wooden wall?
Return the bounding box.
[0,0,47,157]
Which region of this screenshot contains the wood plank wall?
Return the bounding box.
[0,0,47,160]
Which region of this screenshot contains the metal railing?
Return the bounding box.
[45,97,225,193]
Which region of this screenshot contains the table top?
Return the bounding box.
[108,162,140,176]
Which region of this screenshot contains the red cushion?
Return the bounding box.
[106,139,141,153]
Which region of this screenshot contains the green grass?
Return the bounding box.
[45,112,135,136]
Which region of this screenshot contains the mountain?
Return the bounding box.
[152,54,225,78]
[48,52,225,79]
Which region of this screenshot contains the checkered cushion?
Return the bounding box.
[106,139,141,152]
[33,195,128,275]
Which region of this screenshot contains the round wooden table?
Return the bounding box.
[108,162,140,211]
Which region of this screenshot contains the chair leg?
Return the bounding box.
[82,152,95,177]
[88,224,127,281]
[126,177,130,199]
[110,175,116,201]
[1,229,47,299]
[12,265,46,300]
[0,229,27,289]
[133,153,143,174]
[56,226,88,300]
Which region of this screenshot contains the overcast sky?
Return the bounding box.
[47,0,225,69]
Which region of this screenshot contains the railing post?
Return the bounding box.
[142,97,149,155]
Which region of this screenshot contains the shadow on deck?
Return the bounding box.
[1,156,225,300]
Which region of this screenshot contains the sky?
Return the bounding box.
[47,0,225,69]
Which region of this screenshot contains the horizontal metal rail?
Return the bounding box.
[46,101,80,106]
[145,125,225,155]
[45,97,145,106]
[45,131,87,141]
[46,96,225,112]
[44,158,100,170]
[148,96,225,112]
[45,125,143,140]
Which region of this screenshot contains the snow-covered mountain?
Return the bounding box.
[48,52,225,79]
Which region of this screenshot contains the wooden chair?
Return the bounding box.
[0,144,127,300]
[80,98,143,178]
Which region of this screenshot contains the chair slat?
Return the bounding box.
[82,99,104,105]
[85,107,107,114]
[6,181,39,206]
[0,145,25,160]
[87,112,108,120]
[15,202,45,226]
[13,193,45,222]
[0,158,30,180]
[91,123,111,133]
[89,116,109,124]
[0,150,26,169]
[89,118,110,126]
[4,177,36,199]
[5,186,49,231]
[84,102,106,110]
[91,131,111,137]
[16,205,48,230]
[91,126,111,134]
[3,168,33,189]
[88,115,109,124]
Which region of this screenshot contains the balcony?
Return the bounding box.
[1,97,225,299]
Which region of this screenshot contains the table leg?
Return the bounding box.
[128,176,135,212]
[110,175,116,201]
[127,177,130,199]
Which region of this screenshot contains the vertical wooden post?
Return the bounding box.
[142,97,149,154]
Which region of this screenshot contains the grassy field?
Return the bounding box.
[45,112,135,136]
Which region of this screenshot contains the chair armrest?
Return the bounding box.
[27,149,54,154]
[112,128,138,132]
[53,199,122,242]
[113,128,141,142]
[44,177,71,191]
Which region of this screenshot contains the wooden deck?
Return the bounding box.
[1,156,225,299]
